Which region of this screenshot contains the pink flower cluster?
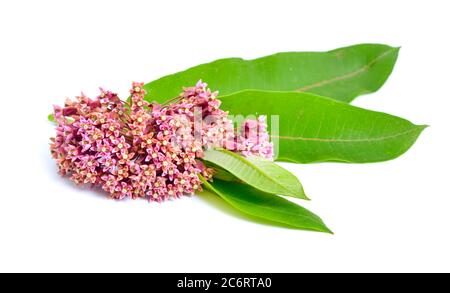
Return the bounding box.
[50,81,273,201]
[174,81,273,159]
[237,116,274,159]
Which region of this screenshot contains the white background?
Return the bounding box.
[0,0,449,273]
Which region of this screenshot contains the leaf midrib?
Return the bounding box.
[296,47,398,92]
[226,195,320,224]
[201,179,322,228]
[206,149,302,197]
[272,126,424,142]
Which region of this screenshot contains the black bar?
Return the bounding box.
[0,273,449,290]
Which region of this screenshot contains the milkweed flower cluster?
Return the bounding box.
[50,81,273,201]
[237,116,273,159]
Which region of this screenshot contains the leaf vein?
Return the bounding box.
[272,127,420,142]
[296,48,397,92]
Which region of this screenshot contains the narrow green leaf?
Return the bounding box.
[220,90,426,163]
[143,44,399,103]
[200,177,332,233]
[203,149,307,200]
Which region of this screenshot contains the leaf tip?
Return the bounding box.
[302,193,311,201]
[311,224,333,234]
[416,124,429,133]
[320,224,334,234]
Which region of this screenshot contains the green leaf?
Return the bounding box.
[143,44,399,103]
[200,177,332,233]
[203,149,307,200]
[220,90,427,163]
